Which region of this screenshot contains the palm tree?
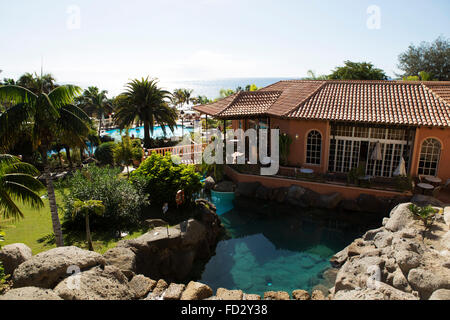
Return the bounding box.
[16,72,57,94]
[114,77,177,148]
[73,199,105,251]
[0,154,44,220]
[75,87,112,135]
[0,82,90,246]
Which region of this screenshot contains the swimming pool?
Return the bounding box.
[104,125,194,142]
[200,195,360,297]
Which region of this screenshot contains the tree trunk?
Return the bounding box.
[79,146,85,163]
[57,151,63,168]
[143,120,151,149]
[65,145,73,169]
[42,151,64,247]
[85,213,94,251]
[98,112,103,136]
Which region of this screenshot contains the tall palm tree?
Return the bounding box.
[75,87,112,135]
[114,77,177,148]
[0,154,44,220]
[16,72,57,94]
[0,82,90,246]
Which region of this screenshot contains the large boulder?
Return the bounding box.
[0,287,62,300]
[213,180,235,192]
[235,182,261,198]
[163,283,186,300]
[0,243,32,276]
[411,194,444,208]
[429,289,450,300]
[317,193,343,209]
[54,265,134,300]
[407,268,450,300]
[385,203,416,232]
[13,246,106,289]
[103,246,137,279]
[128,274,156,299]
[216,288,244,300]
[180,281,213,300]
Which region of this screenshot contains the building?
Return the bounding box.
[194,80,450,191]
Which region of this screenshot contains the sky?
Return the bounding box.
[1,0,449,96]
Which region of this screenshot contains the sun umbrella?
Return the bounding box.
[371,142,383,161]
[393,157,407,177]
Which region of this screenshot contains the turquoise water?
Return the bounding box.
[104,125,193,142]
[200,195,359,296]
[210,190,235,215]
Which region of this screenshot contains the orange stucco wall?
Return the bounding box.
[270,118,330,173]
[410,127,450,181]
[225,166,410,200]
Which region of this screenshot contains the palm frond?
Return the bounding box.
[3,162,41,176]
[48,85,82,108]
[0,85,37,104]
[0,189,24,219]
[3,181,44,210]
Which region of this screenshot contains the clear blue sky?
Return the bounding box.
[1,0,449,95]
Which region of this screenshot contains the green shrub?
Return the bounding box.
[60,165,148,232]
[94,142,116,166]
[408,203,437,228]
[130,152,202,206]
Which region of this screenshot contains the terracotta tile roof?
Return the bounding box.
[193,80,450,127]
[218,91,282,117]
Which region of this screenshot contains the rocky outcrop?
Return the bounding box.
[330,202,450,300]
[54,265,134,300]
[106,200,224,282]
[213,180,235,192]
[144,219,168,229]
[180,281,213,300]
[0,243,32,276]
[13,246,106,289]
[0,287,62,300]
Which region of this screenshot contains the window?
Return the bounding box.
[306,130,322,165]
[418,138,441,176]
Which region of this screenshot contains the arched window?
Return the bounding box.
[306,130,322,165]
[418,138,441,176]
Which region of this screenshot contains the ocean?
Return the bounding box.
[160,77,298,100]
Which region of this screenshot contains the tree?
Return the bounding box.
[398,36,450,81]
[0,154,44,220]
[113,77,177,148]
[192,95,212,105]
[75,87,113,135]
[303,70,329,80]
[0,82,90,246]
[329,61,388,80]
[72,199,105,251]
[113,131,134,177]
[16,72,57,94]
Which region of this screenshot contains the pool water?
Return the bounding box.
[210,190,235,215]
[200,195,360,296]
[104,125,193,142]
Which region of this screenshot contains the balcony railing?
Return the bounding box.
[145,144,207,164]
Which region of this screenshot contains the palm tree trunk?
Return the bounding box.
[42,150,64,247]
[57,151,63,168]
[64,145,73,169]
[85,213,94,251]
[143,120,151,148]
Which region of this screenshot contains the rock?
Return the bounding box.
[274,187,289,204]
[317,193,343,209]
[13,246,106,289]
[392,269,412,293]
[429,289,450,300]
[103,247,137,279]
[411,194,444,208]
[145,279,168,300]
[373,231,393,249]
[408,268,450,300]
[292,289,310,300]
[180,281,213,300]
[0,243,32,276]
[334,282,419,300]
[357,194,387,214]
[330,247,348,268]
[347,239,377,257]
[362,227,384,241]
[311,290,326,300]
[213,180,234,192]
[235,182,261,198]
[54,265,134,300]
[243,294,261,300]
[441,231,450,251]
[340,199,361,212]
[129,274,156,299]
[286,185,307,206]
[144,219,168,229]
[216,288,243,300]
[444,207,450,227]
[334,256,384,292]
[263,291,290,300]
[179,219,206,247]
[255,185,270,201]
[394,250,420,274]
[163,283,186,300]
[0,287,62,300]
[385,203,416,232]
[204,176,215,190]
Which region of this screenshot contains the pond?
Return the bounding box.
[104,125,194,142]
[198,193,361,297]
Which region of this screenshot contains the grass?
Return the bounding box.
[0,190,146,255]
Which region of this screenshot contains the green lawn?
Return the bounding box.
[0,191,146,255]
